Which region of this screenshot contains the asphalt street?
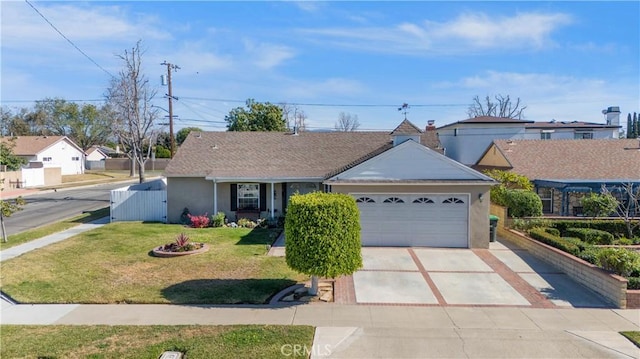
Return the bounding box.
[2,182,131,236]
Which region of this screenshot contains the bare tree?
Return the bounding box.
[105,41,159,183]
[334,112,361,131]
[279,103,307,131]
[467,94,526,119]
[601,183,640,238]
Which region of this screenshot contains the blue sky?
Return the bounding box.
[1,1,639,132]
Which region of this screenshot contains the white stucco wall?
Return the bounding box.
[37,139,85,175]
[438,124,526,165]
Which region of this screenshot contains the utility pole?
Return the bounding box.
[161,61,180,158]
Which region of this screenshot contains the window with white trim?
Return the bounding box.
[356,197,375,203]
[237,184,259,210]
[71,156,80,161]
[43,157,52,162]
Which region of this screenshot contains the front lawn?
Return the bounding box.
[0,325,314,358]
[0,222,305,304]
[621,331,640,348]
[0,207,110,250]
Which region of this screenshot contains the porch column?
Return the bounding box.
[270,182,275,218]
[213,180,218,214]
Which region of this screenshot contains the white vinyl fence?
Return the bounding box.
[110,178,167,223]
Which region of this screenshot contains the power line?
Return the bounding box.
[25,0,115,79]
[178,96,467,108]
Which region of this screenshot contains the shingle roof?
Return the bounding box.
[164,131,395,179]
[488,139,640,180]
[0,136,71,156]
[390,119,422,135]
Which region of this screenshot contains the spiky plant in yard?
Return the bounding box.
[160,232,203,252]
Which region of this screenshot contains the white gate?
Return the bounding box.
[110,179,167,222]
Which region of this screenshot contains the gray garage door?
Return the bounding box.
[354,194,469,247]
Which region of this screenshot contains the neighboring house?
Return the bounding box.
[164,120,497,248]
[85,146,109,161]
[0,136,85,175]
[476,139,640,216]
[437,107,622,165]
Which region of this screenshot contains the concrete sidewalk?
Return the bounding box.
[1,302,638,358]
[0,216,109,262]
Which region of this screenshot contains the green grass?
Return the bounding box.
[621,331,640,348]
[1,222,305,304]
[0,207,110,250]
[0,325,315,358]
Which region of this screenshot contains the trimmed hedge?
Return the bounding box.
[564,227,614,245]
[528,228,580,256]
[628,277,640,290]
[544,227,560,237]
[549,220,633,238]
[285,192,362,278]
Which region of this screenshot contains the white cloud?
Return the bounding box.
[427,12,572,49]
[243,40,296,69]
[436,70,638,123]
[299,11,572,55]
[2,2,170,48]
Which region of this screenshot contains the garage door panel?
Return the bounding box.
[356,193,468,248]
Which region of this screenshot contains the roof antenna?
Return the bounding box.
[398,103,410,120]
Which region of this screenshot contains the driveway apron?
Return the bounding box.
[339,240,612,308]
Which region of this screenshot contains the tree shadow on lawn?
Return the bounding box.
[235,228,282,246]
[161,278,297,305]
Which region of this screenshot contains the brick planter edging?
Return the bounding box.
[497,227,630,308]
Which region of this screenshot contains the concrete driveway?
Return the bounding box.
[338,240,611,308]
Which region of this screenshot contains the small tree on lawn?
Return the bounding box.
[285,192,362,295]
[1,179,25,243]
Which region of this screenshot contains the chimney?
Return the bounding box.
[426,120,436,131]
[603,106,620,126]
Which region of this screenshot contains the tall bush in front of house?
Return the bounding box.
[484,169,533,206]
[582,192,618,218]
[285,192,362,295]
[504,189,543,218]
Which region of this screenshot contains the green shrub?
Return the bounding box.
[596,248,640,277]
[549,220,629,238]
[544,227,560,237]
[504,189,543,218]
[564,227,614,245]
[529,228,580,256]
[577,246,602,265]
[613,237,634,245]
[510,218,552,231]
[627,277,640,290]
[285,192,362,279]
[237,218,256,228]
[581,192,618,217]
[211,212,226,228]
[562,237,591,253]
[484,169,533,206]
